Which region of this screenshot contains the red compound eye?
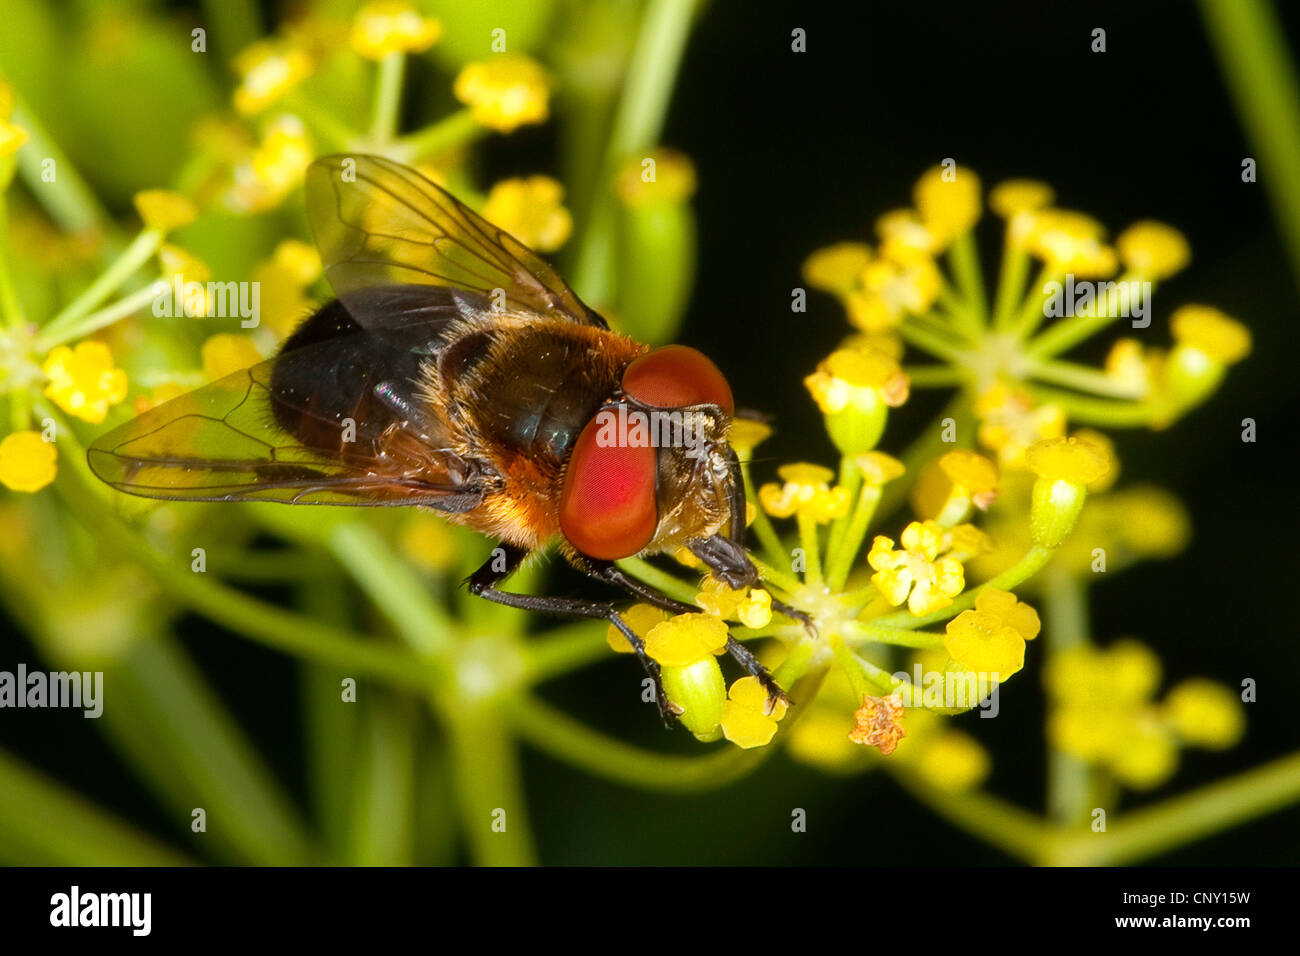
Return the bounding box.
[621,345,734,415]
[559,416,658,560]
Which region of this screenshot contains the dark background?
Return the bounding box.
[3,0,1298,865]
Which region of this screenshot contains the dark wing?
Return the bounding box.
[87,298,491,508]
[305,153,607,333]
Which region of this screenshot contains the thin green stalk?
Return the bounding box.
[11,102,118,242]
[947,231,987,330]
[897,318,969,365]
[506,693,769,792]
[617,556,699,604]
[0,191,25,327]
[0,748,192,866]
[524,619,610,684]
[992,239,1029,331]
[1201,0,1300,286]
[1023,384,1164,428]
[825,483,882,591]
[348,693,417,865]
[1051,749,1300,866]
[572,0,699,301]
[445,701,537,865]
[395,109,483,162]
[740,457,787,567]
[34,283,157,352]
[1027,357,1143,399]
[37,229,162,347]
[329,521,455,657]
[796,511,823,588]
[1043,568,1093,828]
[370,52,406,143]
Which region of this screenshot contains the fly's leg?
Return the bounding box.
[466,545,678,726]
[582,558,793,710]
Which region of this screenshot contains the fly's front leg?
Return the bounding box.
[466,545,678,726]
[584,555,793,710]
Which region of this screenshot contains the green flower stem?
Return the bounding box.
[1043,567,1094,828]
[444,700,538,865]
[616,556,699,604]
[506,693,769,792]
[1025,272,1143,359]
[823,455,860,574]
[948,231,988,331]
[36,229,162,348]
[890,768,1053,864]
[11,101,118,242]
[830,633,895,697]
[871,543,1056,630]
[0,191,25,327]
[33,282,158,352]
[1201,0,1300,284]
[740,457,787,568]
[897,317,969,365]
[748,555,805,598]
[992,239,1030,332]
[284,90,362,152]
[1027,357,1144,399]
[935,284,976,329]
[47,416,430,688]
[329,522,455,658]
[572,0,699,302]
[370,52,406,143]
[1024,383,1165,428]
[843,621,945,649]
[1011,264,1058,340]
[348,694,417,865]
[104,636,319,865]
[524,620,610,684]
[902,364,964,388]
[825,482,882,591]
[1049,749,1300,866]
[0,747,193,866]
[796,511,823,587]
[395,109,483,162]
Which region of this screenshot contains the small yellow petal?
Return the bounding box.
[0,431,57,493]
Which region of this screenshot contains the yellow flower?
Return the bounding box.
[1116,221,1190,279]
[453,56,550,133]
[350,2,442,59]
[1164,679,1244,750]
[848,694,907,754]
[803,243,872,297]
[911,731,990,792]
[0,118,29,159]
[605,603,669,654]
[913,164,981,241]
[1023,209,1117,276]
[758,463,851,522]
[227,116,313,213]
[875,209,942,259]
[159,244,212,317]
[399,512,458,573]
[1169,305,1251,365]
[1026,436,1112,485]
[42,342,128,424]
[727,418,771,457]
[846,253,942,334]
[482,176,572,251]
[615,149,697,206]
[642,613,728,667]
[232,40,312,115]
[974,381,1067,468]
[132,190,197,233]
[271,238,322,284]
[943,588,1040,678]
[989,179,1054,218]
[201,334,263,381]
[695,577,772,629]
[0,431,57,493]
[720,675,788,749]
[253,239,322,338]
[854,451,905,486]
[912,449,999,522]
[1103,338,1161,399]
[804,348,909,414]
[868,520,965,616]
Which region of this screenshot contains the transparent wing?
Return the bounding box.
[87,347,485,509]
[305,153,607,330]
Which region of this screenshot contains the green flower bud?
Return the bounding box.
[659,655,726,741]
